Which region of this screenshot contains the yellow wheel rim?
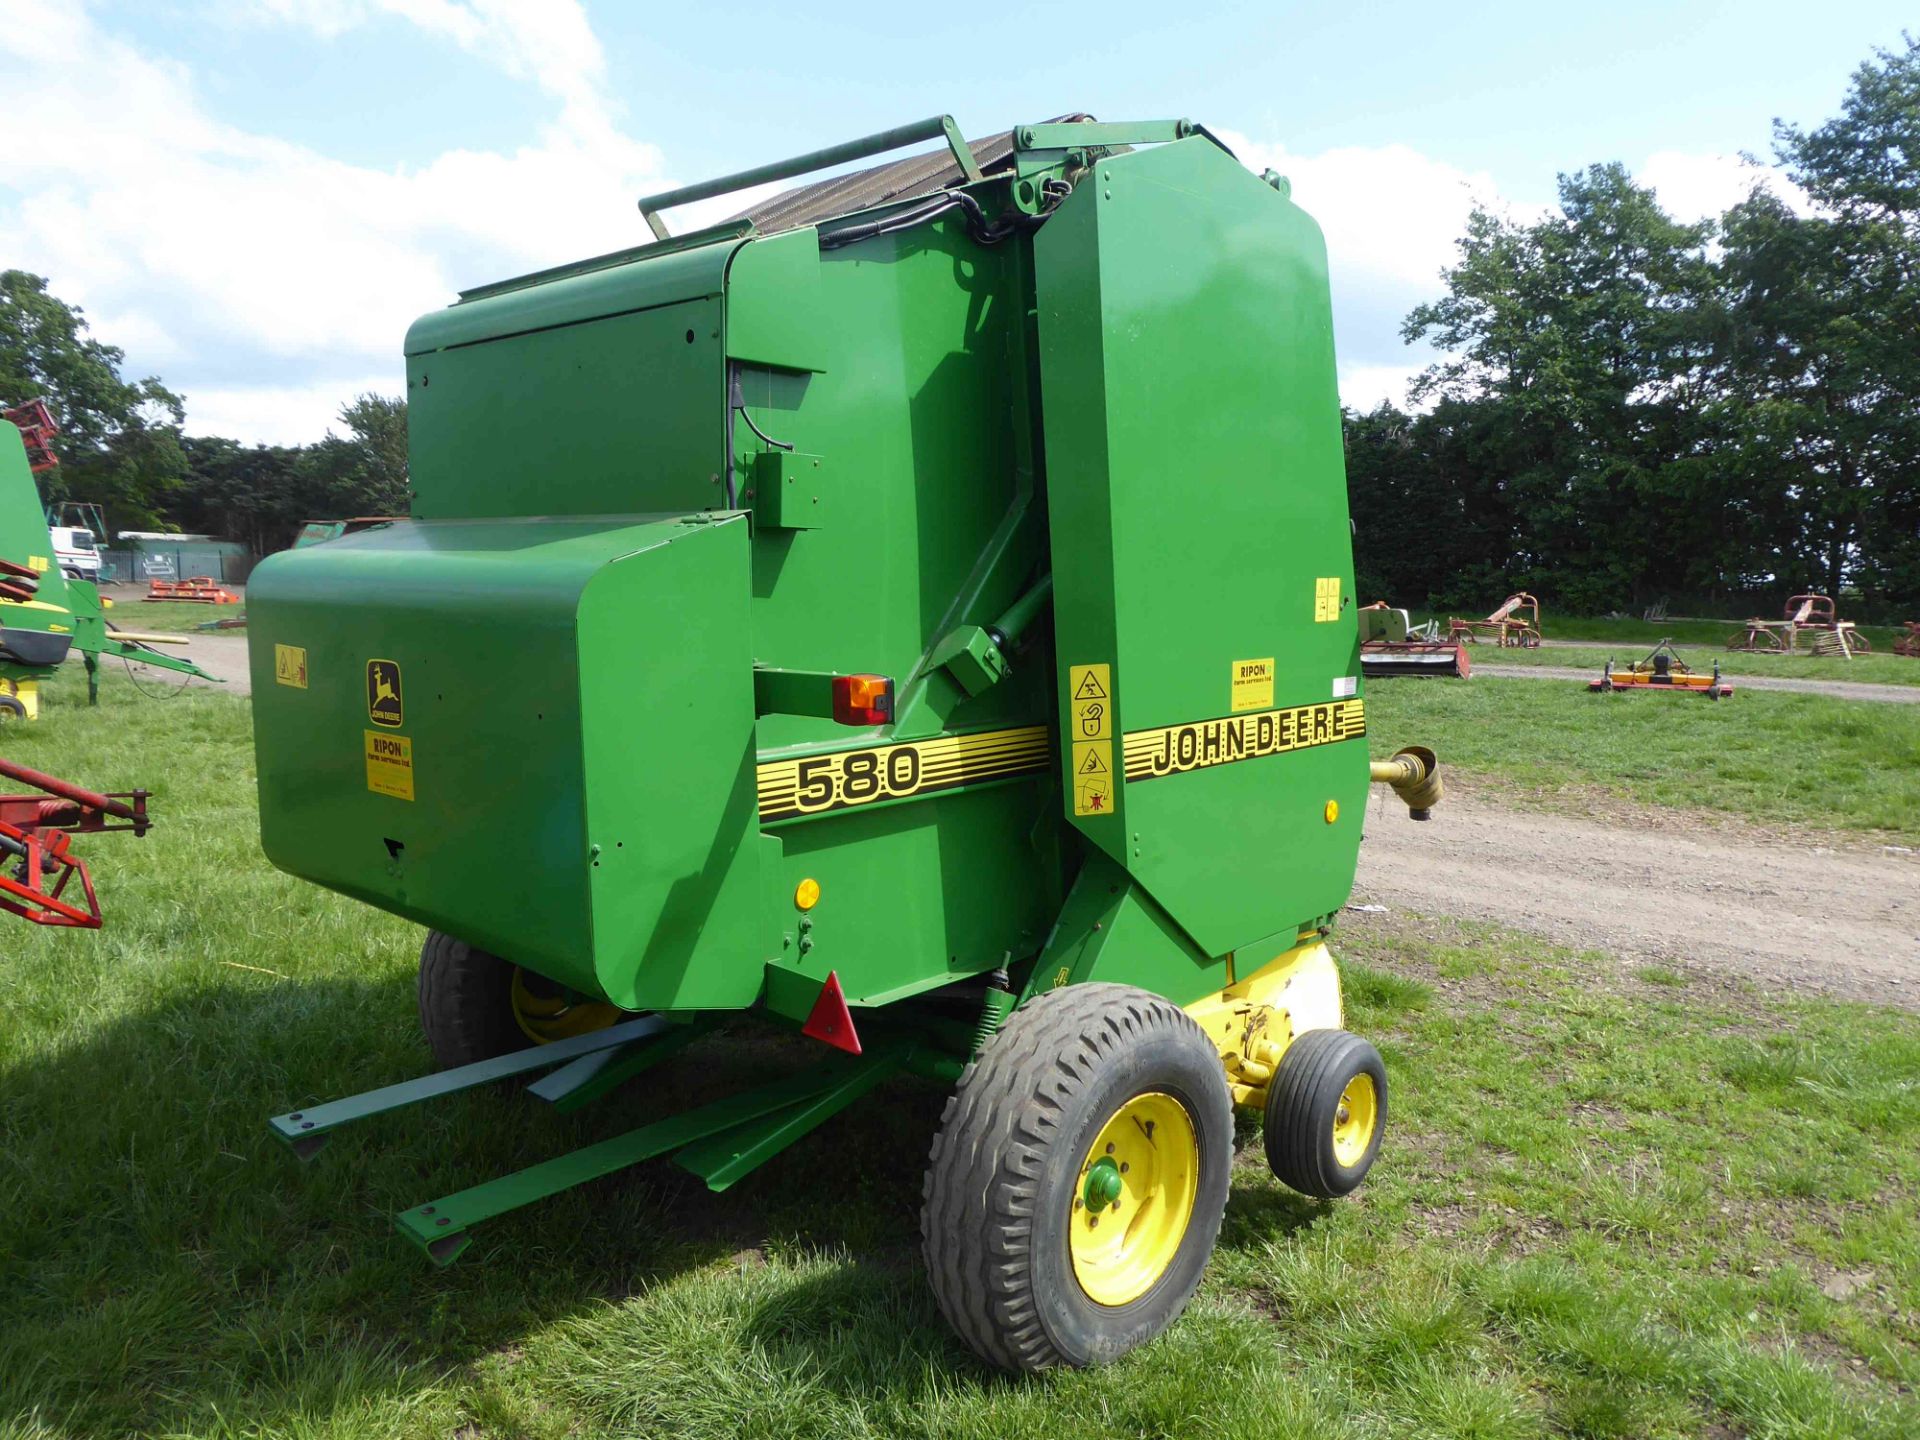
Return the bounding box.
[509,968,618,1045]
[1068,1091,1199,1307]
[1331,1072,1379,1168]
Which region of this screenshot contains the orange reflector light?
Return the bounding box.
[831,673,894,727]
[801,970,862,1055]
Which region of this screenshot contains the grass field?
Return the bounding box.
[1365,675,1920,842]
[2,665,1917,1439]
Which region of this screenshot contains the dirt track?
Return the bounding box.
[1355,789,1919,1008]
[1476,662,1920,704]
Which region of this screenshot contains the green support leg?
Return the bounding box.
[526,1018,712,1113]
[268,1015,667,1158]
[394,1045,904,1264]
[672,1050,901,1189]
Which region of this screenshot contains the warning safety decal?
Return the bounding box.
[1066,663,1115,817]
[1123,699,1365,783]
[757,725,1050,824]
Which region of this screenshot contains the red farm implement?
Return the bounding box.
[1728,594,1872,657]
[146,576,239,604]
[1358,601,1470,678]
[1,399,60,475]
[0,755,150,928]
[1892,622,1919,658]
[1448,592,1542,648]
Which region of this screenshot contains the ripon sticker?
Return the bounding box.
[366,659,403,727]
[364,730,414,801]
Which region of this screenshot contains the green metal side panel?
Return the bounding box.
[249,516,744,999]
[407,298,726,520]
[734,215,1047,751]
[766,782,1056,1010]
[0,421,68,611]
[577,517,765,1011]
[1035,137,1368,959]
[725,230,828,373]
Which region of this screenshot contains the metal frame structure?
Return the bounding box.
[1447,592,1542,648]
[0,755,150,927]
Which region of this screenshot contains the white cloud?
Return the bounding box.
[1337,363,1424,415]
[1638,150,1807,223]
[185,375,403,446]
[0,0,669,441]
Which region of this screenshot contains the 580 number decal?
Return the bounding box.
[757,726,1050,824]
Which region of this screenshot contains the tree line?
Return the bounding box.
[1,269,406,554]
[1346,36,1920,621]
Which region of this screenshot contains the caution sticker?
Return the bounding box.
[757,726,1049,824]
[1124,699,1365,782]
[1230,657,1274,712]
[366,659,403,727]
[1314,577,1343,623]
[364,730,414,801]
[1067,664,1116,817]
[275,644,308,689]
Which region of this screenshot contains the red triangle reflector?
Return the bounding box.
[800,971,862,1055]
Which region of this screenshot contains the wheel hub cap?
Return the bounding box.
[1068,1091,1199,1307]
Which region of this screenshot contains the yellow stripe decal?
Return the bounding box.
[1123,699,1365,782]
[757,725,1050,823]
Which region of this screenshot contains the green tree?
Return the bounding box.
[0,270,186,528]
[1762,34,1920,610]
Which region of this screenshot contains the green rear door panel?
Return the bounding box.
[249,516,761,1004]
[1035,137,1367,957]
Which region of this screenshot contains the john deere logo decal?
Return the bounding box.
[367,659,403,728]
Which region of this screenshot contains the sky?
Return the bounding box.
[0,0,1910,445]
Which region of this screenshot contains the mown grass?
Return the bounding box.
[1365,674,1920,841]
[1,663,1916,1438]
[1474,642,1920,689]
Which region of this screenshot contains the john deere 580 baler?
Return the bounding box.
[250,115,1440,1371]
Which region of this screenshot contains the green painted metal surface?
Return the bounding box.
[255,115,1386,1214]
[0,421,219,699]
[1035,136,1367,960]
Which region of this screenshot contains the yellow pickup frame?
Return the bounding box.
[1185,939,1345,1110]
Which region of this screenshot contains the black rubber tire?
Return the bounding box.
[1263,1028,1387,1199]
[0,695,24,722]
[416,930,523,1070]
[920,982,1233,1372]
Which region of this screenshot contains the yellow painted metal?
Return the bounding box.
[0,677,39,720]
[509,969,620,1045]
[1369,746,1442,818]
[1069,1092,1199,1307]
[1331,1072,1379,1167]
[1184,941,1345,1109]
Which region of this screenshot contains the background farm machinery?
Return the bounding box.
[1448,592,1542,647]
[0,754,150,928]
[0,404,220,716]
[1358,601,1470,678]
[1589,639,1733,698]
[1728,594,1872,657]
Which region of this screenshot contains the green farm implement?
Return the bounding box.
[251,114,1441,1370]
[0,404,220,716]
